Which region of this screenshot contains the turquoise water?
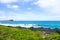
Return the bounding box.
[0,21,60,28]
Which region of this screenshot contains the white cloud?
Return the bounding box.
[0,11,60,21]
[23,0,33,2]
[0,11,7,20]
[34,0,60,14]
[0,0,33,4]
[27,8,32,10]
[0,0,60,20]
[7,5,19,10]
[0,0,17,3]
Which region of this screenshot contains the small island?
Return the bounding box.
[8,19,14,21]
[0,19,14,22]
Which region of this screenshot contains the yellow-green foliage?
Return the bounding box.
[0,26,60,40]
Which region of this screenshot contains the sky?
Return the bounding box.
[0,0,60,21]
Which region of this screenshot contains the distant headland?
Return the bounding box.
[0,19,14,21]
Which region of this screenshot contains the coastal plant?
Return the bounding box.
[0,26,60,40]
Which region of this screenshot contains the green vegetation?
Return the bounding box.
[0,26,60,40]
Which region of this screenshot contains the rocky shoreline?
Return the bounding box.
[6,25,60,34]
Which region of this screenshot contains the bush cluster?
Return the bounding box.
[0,26,60,40]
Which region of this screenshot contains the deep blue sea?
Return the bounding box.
[0,21,60,28]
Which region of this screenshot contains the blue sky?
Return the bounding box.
[0,0,60,21]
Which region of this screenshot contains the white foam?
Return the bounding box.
[0,24,38,28]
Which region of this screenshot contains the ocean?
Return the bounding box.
[0,21,60,28]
